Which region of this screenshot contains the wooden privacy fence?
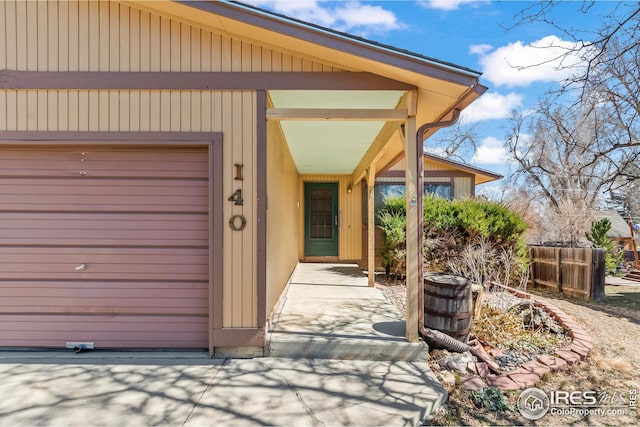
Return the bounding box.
[528,246,606,301]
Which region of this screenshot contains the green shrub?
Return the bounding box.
[378,209,406,276]
[378,195,529,286]
[379,195,406,217]
[469,387,510,411]
[423,195,457,231]
[450,198,528,245]
[586,218,624,274]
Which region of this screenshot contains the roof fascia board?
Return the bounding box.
[175,0,481,87]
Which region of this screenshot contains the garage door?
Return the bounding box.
[0,145,210,349]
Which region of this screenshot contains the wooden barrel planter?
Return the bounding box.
[424,273,472,346]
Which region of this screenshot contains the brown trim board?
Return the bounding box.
[0,131,221,143]
[0,71,415,91]
[212,329,265,348]
[379,170,475,178]
[256,90,267,330]
[0,131,224,355]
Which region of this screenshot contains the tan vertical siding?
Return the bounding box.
[388,157,462,173]
[266,122,300,317]
[299,175,362,260]
[0,1,344,73]
[453,177,473,198]
[0,0,347,330]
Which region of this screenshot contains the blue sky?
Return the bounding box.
[244,0,633,187]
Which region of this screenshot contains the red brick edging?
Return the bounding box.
[461,288,593,391]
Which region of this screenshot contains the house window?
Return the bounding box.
[424,183,452,200]
[363,181,453,225]
[374,184,406,216]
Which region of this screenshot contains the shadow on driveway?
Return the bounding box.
[0,352,445,426]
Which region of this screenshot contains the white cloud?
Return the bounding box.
[473,35,586,88]
[472,136,511,165]
[469,44,492,55]
[243,1,401,34]
[461,92,523,123]
[418,0,487,11]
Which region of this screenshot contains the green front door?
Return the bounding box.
[304,182,339,256]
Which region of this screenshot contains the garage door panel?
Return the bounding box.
[0,178,208,194]
[0,280,209,316]
[0,299,208,315]
[0,180,208,213]
[0,315,208,348]
[0,212,208,229]
[0,248,209,281]
[0,280,209,298]
[0,148,208,179]
[0,212,208,247]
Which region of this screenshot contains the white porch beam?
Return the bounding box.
[351,121,401,184]
[266,108,407,121]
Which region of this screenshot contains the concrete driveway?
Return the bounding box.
[0,351,445,426]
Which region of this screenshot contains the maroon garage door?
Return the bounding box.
[0,146,209,349]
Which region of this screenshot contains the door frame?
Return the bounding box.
[304,182,339,257]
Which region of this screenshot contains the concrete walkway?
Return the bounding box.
[0,263,447,426]
[0,351,446,426]
[269,263,429,361]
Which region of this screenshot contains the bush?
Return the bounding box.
[378,195,529,287]
[424,197,529,287]
[585,218,625,274]
[423,196,456,231]
[378,209,406,277]
[450,198,528,245]
[380,195,406,216]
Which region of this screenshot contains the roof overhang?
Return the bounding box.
[423,153,503,185]
[126,0,487,175]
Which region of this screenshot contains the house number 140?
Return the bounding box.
[228,163,246,231]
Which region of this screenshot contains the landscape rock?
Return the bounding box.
[438,370,456,387]
[444,351,477,374]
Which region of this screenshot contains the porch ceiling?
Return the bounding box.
[268,90,405,174]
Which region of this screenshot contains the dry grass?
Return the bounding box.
[473,304,568,353]
[593,354,633,374]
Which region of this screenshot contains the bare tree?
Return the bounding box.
[497,187,545,244]
[504,2,640,244]
[509,2,640,164]
[506,104,608,246]
[609,163,640,221]
[425,122,479,162]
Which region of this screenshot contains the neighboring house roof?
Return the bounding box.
[378,152,503,185]
[594,210,633,239]
[423,153,503,185]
